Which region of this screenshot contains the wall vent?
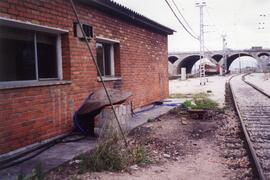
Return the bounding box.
[74,22,93,40]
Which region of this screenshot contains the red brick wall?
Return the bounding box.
[0,0,169,154]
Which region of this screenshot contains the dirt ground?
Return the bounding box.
[47,104,254,180]
[169,76,231,107]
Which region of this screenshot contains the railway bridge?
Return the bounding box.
[168,47,270,76]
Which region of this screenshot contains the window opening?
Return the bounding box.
[0,25,61,82]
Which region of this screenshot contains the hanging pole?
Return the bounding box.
[196,1,206,85]
[222,34,227,75]
[239,55,242,73]
[69,0,128,148]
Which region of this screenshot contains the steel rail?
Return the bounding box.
[242,73,270,99]
[229,74,266,180]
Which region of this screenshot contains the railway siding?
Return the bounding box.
[245,73,270,97]
[230,75,270,179]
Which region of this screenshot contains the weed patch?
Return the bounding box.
[182,100,196,109]
[183,95,218,110]
[130,145,150,165]
[193,97,218,110]
[77,137,149,173]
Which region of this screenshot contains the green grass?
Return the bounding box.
[182,100,196,109]
[193,97,218,109]
[182,94,218,110]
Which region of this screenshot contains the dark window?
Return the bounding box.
[0,26,36,81]
[0,25,60,82]
[37,33,57,79]
[96,42,112,76]
[104,43,111,75]
[96,42,104,76]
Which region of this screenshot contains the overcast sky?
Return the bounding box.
[113,0,270,52]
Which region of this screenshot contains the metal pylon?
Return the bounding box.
[196,1,206,85]
[199,61,206,85]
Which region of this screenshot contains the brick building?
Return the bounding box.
[0,0,174,155]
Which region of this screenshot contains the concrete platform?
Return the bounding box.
[245,73,270,96]
[129,98,182,130]
[0,137,97,180]
[0,98,181,180]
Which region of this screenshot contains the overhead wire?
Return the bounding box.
[231,0,246,49]
[164,0,199,40]
[164,0,214,54]
[205,6,223,36]
[203,6,223,52]
[171,0,196,36]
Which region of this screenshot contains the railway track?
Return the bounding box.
[229,74,270,180]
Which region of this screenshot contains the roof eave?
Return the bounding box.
[76,0,175,35]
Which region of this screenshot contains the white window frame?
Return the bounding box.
[0,17,67,84]
[96,36,120,77]
[37,33,63,81]
[109,44,115,76]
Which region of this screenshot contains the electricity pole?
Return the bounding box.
[258,14,267,72]
[222,34,227,75]
[196,1,206,85]
[238,53,241,73]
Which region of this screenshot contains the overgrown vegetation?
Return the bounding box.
[182,100,196,109]
[193,97,218,109]
[182,93,218,110]
[77,136,149,173]
[78,139,126,172]
[130,145,149,165]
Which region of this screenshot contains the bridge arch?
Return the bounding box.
[258,52,270,57]
[168,56,179,64]
[227,53,257,71]
[177,55,201,74]
[212,54,223,62]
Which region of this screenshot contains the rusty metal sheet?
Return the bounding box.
[77,88,132,115]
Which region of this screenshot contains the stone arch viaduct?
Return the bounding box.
[168,47,270,76]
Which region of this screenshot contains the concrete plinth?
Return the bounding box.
[181,68,186,80]
[94,103,131,138]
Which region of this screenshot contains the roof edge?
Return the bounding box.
[76,0,175,35]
